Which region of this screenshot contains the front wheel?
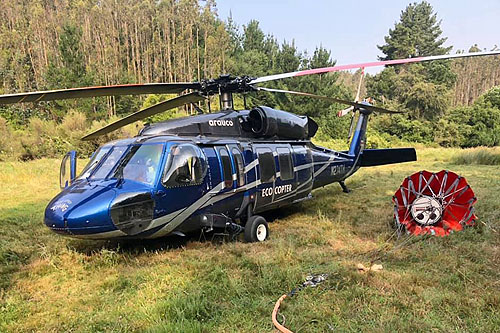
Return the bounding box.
[244,215,269,242]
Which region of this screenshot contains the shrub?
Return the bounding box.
[318,111,351,140]
[433,118,462,147]
[0,117,22,160]
[372,114,434,144]
[447,105,500,147]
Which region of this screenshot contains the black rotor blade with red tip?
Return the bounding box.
[257,87,403,114]
[82,92,204,141]
[0,83,200,105]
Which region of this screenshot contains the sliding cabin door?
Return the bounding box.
[254,146,276,212]
[291,145,313,202]
[214,145,244,217]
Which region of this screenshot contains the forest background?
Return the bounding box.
[0,0,499,161]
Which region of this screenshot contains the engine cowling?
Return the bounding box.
[247,106,318,139]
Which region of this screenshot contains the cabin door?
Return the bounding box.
[272,146,296,206]
[291,145,313,202]
[214,145,244,217]
[253,146,276,212]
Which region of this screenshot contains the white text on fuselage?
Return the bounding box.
[208,119,234,127]
[330,165,346,176]
[262,184,293,197]
[50,199,72,212]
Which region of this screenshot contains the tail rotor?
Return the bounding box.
[337,68,366,142]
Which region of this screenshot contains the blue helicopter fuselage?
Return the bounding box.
[45,135,356,239]
[44,107,416,240]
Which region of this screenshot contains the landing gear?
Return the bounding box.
[244,215,269,242]
[339,181,350,193]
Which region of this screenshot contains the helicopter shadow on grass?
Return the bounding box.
[259,203,311,223]
[65,228,245,256]
[65,206,308,256]
[66,233,192,256]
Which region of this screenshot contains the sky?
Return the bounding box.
[215,0,500,74]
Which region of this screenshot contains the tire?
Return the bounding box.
[244,215,269,242]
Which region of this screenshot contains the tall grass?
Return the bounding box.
[452,147,500,165]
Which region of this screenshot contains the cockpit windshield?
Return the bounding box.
[86,143,164,186]
[78,146,112,179]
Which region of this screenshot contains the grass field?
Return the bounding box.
[0,148,499,332]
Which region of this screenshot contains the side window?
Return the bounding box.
[219,147,233,188]
[232,148,245,186]
[257,148,275,183]
[277,147,293,180]
[163,144,207,188]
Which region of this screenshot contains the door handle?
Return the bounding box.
[155,190,166,197]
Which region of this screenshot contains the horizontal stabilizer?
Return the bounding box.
[359,148,417,167]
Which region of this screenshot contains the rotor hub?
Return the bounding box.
[199,75,257,96]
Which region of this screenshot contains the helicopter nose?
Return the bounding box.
[44,199,71,235]
[65,189,118,235]
[44,186,118,237]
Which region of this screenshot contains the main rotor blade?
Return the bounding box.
[251,50,500,84]
[82,92,204,141]
[0,83,200,105]
[257,87,403,114]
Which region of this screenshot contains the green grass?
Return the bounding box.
[451,147,500,165]
[0,148,499,332]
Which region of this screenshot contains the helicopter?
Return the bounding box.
[0,50,498,242]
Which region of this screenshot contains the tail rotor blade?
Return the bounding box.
[354,68,365,102]
[338,68,365,118]
[338,106,354,117]
[82,92,204,140]
[347,112,356,143]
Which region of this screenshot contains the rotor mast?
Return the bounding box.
[220,91,234,110]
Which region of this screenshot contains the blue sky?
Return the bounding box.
[215,0,500,73]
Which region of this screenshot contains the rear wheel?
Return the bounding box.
[244,215,269,242]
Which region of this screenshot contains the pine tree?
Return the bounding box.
[369,1,455,121]
[378,1,452,60]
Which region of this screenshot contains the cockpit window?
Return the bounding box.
[90,146,128,180]
[78,146,111,179]
[162,144,207,188]
[87,144,164,186]
[112,144,164,185]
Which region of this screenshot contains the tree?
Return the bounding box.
[46,24,93,89]
[378,1,451,60]
[44,23,100,120]
[452,45,500,106]
[368,1,454,121]
[242,20,265,52]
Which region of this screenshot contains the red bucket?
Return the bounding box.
[393,170,477,236]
